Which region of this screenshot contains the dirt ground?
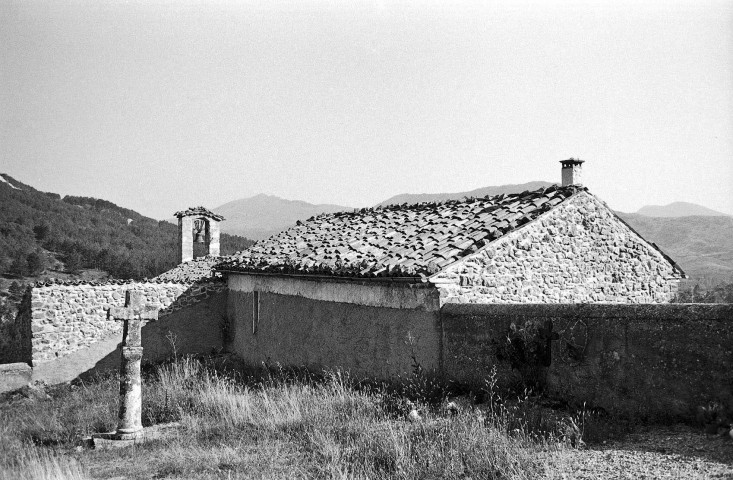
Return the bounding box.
[548,424,733,479]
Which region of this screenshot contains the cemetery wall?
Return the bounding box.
[441,303,733,421]
[1,280,227,387]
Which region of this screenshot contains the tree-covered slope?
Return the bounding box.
[0,173,254,280]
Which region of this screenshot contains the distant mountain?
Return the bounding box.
[636,202,730,218]
[376,181,555,206]
[214,194,349,240]
[616,212,733,287]
[0,173,253,281]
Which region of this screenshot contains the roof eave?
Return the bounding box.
[216,268,424,284]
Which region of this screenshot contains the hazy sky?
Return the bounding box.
[1,0,732,219]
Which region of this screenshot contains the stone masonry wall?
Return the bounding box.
[441,303,733,422]
[432,192,682,304]
[28,281,226,364]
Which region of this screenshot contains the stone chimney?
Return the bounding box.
[173,207,225,263]
[560,158,584,187]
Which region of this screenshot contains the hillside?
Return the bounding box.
[376,181,554,207]
[0,173,254,281]
[214,194,348,240]
[616,212,733,287]
[637,201,730,218]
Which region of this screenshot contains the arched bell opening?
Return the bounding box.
[192,217,210,259]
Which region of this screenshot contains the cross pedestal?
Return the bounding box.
[98,290,158,441]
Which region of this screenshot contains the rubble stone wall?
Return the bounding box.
[432,192,682,304]
[27,281,226,364]
[441,303,733,421]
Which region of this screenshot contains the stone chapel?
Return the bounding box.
[2,159,688,388]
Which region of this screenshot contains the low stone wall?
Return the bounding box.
[0,363,32,394]
[30,282,228,385]
[28,281,225,364]
[441,303,733,421]
[0,280,228,387]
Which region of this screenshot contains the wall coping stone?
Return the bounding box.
[441,302,733,320]
[33,278,225,287]
[0,362,32,373]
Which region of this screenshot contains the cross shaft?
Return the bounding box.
[107,290,159,439]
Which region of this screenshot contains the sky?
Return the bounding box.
[1,0,732,219]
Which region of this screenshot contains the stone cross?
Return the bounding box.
[108,290,158,440]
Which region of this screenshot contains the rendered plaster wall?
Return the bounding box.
[21,281,226,385]
[228,275,441,377]
[441,303,733,421]
[432,192,682,304]
[229,274,440,311]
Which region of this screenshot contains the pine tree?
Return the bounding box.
[26,251,46,276]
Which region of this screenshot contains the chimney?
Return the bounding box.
[560,158,584,187]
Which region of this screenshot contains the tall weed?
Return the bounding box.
[1,356,575,479]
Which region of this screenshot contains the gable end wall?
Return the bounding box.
[433,192,681,304]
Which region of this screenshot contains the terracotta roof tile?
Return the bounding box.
[154,256,224,283]
[173,206,224,221]
[216,185,584,278]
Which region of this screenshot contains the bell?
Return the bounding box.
[193,218,206,243]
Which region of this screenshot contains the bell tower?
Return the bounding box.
[174,207,225,264]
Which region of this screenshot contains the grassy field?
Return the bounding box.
[0,356,589,479]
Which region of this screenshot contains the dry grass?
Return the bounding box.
[0,448,87,480]
[0,357,579,479]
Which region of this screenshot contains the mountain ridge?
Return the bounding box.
[214,194,349,240]
[636,201,730,218]
[376,181,555,206]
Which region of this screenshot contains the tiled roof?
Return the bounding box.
[216,185,584,278]
[174,206,224,221]
[153,256,224,283]
[33,278,200,287]
[33,278,141,287]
